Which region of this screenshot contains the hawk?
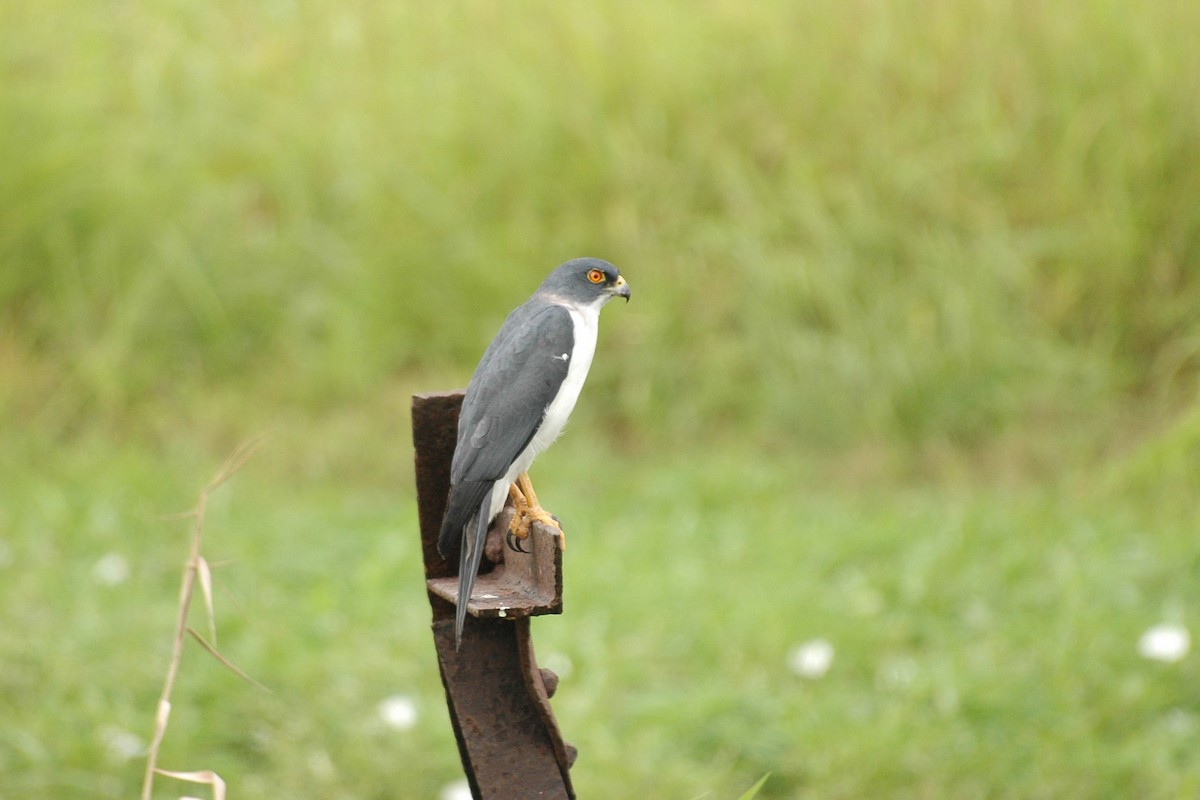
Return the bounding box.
[437,258,630,648]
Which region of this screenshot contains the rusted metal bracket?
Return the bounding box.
[412,391,577,800]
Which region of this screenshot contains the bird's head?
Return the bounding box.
[541,258,631,306]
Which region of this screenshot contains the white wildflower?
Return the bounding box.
[1138,623,1190,663]
[788,638,835,679]
[541,651,574,680]
[440,779,473,800]
[100,726,144,761]
[377,694,418,730]
[92,552,130,586]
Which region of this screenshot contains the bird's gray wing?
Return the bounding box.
[437,301,574,557]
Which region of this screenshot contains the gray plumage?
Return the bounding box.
[438,257,630,648]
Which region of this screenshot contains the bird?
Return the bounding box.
[437,257,630,649]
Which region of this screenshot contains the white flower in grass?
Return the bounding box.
[100,726,144,761]
[92,552,129,586]
[1138,623,1190,663]
[441,779,473,800]
[377,694,418,730]
[788,638,835,679]
[542,651,574,680]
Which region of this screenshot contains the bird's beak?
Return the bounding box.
[610,274,631,302]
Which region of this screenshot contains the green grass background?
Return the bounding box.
[3,1,1200,797]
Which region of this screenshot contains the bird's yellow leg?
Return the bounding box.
[502,482,536,554]
[515,472,565,550]
[507,482,531,543]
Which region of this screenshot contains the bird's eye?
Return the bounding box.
[586,268,605,284]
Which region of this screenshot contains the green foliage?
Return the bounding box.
[2,434,1198,798]
[3,1,1199,450]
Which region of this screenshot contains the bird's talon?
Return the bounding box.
[505,531,529,553]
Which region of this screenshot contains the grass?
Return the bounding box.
[3,1,1200,797]
[140,436,266,800]
[2,424,1198,798]
[3,1,1200,449]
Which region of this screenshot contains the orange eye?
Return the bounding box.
[587,268,605,284]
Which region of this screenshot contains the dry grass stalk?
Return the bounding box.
[140,435,267,800]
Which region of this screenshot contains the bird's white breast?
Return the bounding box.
[490,298,601,520]
[533,303,597,453]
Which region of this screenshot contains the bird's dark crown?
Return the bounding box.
[538,257,625,303]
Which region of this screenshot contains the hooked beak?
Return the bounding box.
[609,274,631,302]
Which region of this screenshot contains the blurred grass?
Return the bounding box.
[4,0,1199,451]
[3,1,1200,797]
[2,429,1198,798]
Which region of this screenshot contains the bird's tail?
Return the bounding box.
[454,497,491,650]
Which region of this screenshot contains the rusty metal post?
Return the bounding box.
[412,391,576,800]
